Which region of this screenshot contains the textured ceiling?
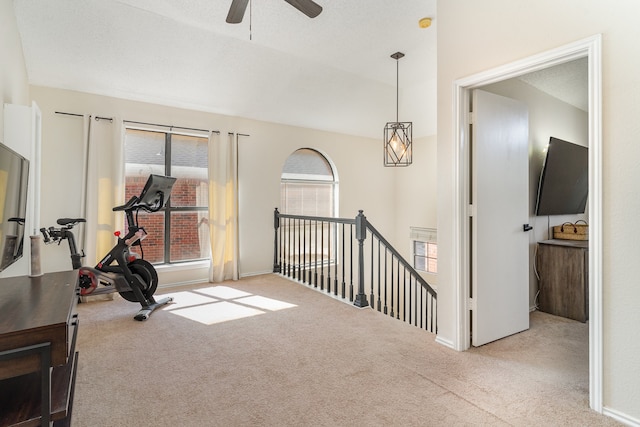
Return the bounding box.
[12,1,586,139]
[518,57,588,112]
[13,0,437,138]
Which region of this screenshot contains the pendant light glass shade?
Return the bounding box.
[384,121,412,166]
[384,52,412,167]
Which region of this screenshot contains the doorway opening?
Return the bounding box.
[452,35,602,411]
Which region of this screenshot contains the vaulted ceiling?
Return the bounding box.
[13,0,437,139]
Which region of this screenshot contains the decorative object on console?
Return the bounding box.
[29,235,43,277]
[552,220,588,241]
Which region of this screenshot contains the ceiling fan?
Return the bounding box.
[226,0,323,24]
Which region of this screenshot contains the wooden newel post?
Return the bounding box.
[273,208,281,273]
[354,210,369,308]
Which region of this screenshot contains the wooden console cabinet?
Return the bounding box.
[536,239,588,322]
[0,270,79,426]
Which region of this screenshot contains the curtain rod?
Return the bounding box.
[55,111,82,117]
[124,119,219,134]
[55,112,216,133]
[228,132,251,137]
[55,111,112,122]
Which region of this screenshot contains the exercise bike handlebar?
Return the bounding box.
[112,193,166,213]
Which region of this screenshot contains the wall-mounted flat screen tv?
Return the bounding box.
[535,136,588,216]
[0,141,30,272]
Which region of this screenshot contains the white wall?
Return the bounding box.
[0,0,29,136]
[30,86,406,283]
[393,134,438,286]
[437,0,640,421]
[0,0,30,278]
[482,78,588,309]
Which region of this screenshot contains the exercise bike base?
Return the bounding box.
[134,296,174,321]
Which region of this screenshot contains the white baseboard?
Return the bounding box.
[157,278,209,289]
[435,335,455,349]
[240,269,274,278]
[603,407,640,427]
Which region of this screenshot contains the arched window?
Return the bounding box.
[281,148,337,217]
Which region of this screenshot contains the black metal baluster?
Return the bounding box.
[279,216,284,275]
[377,239,381,312]
[292,218,297,279]
[282,218,288,277]
[396,258,401,320]
[308,219,312,285]
[369,236,374,309]
[298,218,302,281]
[320,221,325,291]
[334,222,338,296]
[420,284,424,329]
[390,251,394,318]
[413,277,417,327]
[273,208,281,273]
[301,219,306,284]
[288,218,293,277]
[293,218,297,279]
[341,223,346,299]
[349,224,354,302]
[403,265,406,322]
[384,248,388,315]
[314,220,319,287]
[408,271,411,325]
[327,221,331,293]
[431,294,435,333]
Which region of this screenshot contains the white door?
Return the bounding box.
[471,89,530,346]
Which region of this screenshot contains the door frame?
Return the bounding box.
[451,35,603,411]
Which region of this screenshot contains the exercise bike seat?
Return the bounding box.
[57,218,86,226]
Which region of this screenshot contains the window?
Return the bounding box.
[411,227,437,274]
[124,128,209,265]
[281,148,336,216]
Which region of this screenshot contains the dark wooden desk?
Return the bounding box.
[0,271,79,426]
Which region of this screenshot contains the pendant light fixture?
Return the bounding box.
[384,52,412,167]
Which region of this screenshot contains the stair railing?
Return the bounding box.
[273,208,437,333]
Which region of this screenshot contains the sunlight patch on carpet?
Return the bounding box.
[170,301,264,325]
[234,295,297,311]
[160,291,219,310]
[159,285,297,325]
[197,286,251,299]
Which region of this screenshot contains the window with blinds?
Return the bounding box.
[280,148,337,217]
[410,227,437,274]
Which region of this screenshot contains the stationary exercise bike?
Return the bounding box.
[40,174,177,321]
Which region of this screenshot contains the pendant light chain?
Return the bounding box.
[396,58,399,123]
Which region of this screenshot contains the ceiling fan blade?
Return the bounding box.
[226,0,249,24]
[284,0,323,18]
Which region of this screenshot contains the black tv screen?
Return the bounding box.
[535,137,588,216]
[0,141,30,272]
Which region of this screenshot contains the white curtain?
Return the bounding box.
[208,131,239,282]
[82,115,123,265]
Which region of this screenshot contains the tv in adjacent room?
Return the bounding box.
[0,141,30,272]
[535,136,588,216]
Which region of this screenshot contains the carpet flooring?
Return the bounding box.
[72,274,619,426]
